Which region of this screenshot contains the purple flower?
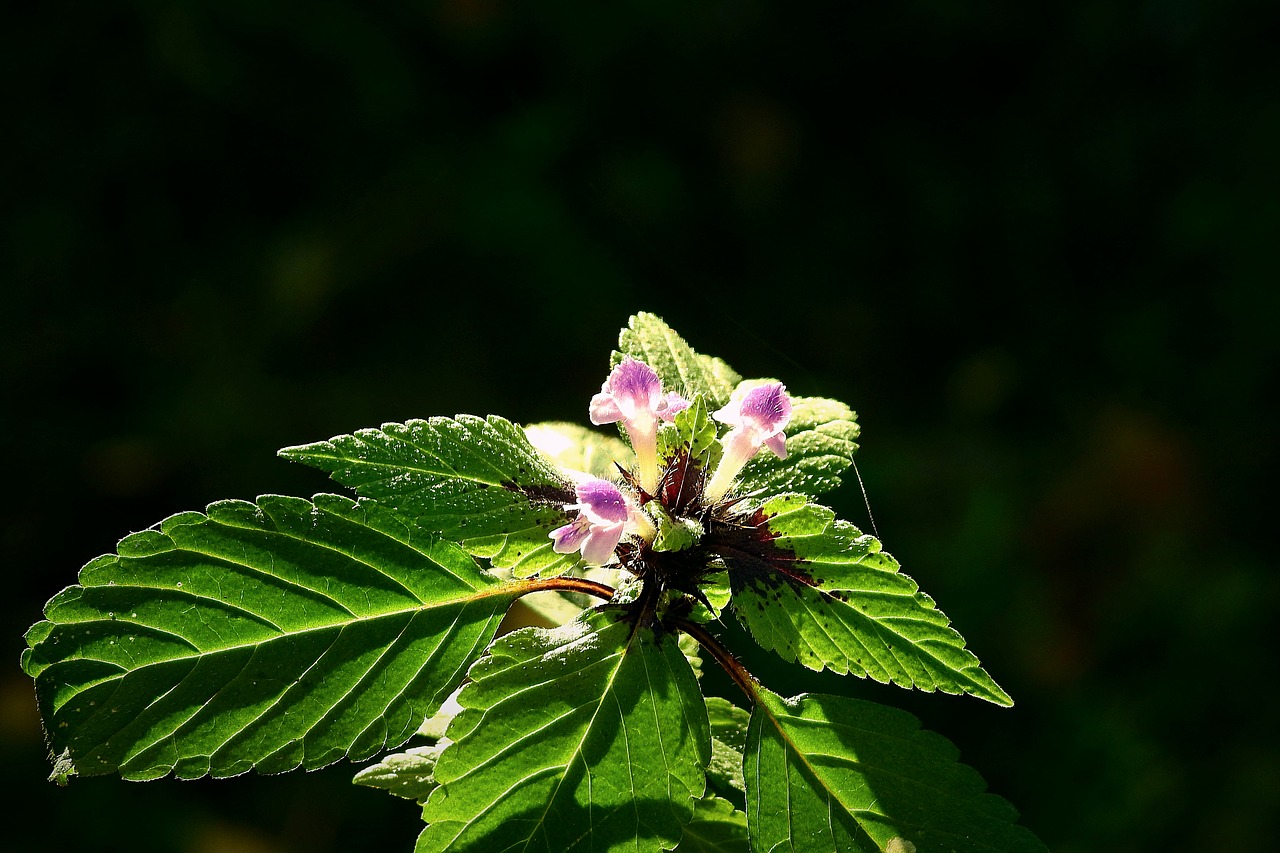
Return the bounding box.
[704,383,793,502]
[589,357,688,492]
[549,478,634,565]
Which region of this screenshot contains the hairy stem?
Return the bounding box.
[512,575,617,602]
[672,617,761,705]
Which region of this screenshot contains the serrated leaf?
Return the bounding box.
[525,422,632,480]
[22,494,524,781]
[675,796,750,853]
[745,690,1047,853]
[417,611,710,853]
[710,495,1011,705]
[656,395,722,514]
[615,312,741,409]
[354,744,445,803]
[280,415,579,577]
[735,393,861,497]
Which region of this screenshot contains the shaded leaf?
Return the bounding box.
[711,494,1011,705]
[745,690,1047,853]
[615,312,741,408]
[280,415,578,577]
[704,697,750,806]
[418,611,710,852]
[22,494,522,780]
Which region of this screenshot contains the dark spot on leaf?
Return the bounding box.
[509,482,575,506]
[707,510,817,598]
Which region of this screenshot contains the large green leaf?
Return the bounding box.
[279,415,578,577]
[615,312,741,408]
[735,393,861,498]
[745,690,1046,852]
[22,494,522,781]
[417,611,710,852]
[711,494,1011,705]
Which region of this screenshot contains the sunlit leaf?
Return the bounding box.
[525,421,632,480]
[354,744,445,804]
[615,312,741,408]
[711,494,1011,705]
[735,393,861,497]
[704,697,750,806]
[417,611,710,852]
[22,494,522,781]
[656,395,722,514]
[280,415,578,577]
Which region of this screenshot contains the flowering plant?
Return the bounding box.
[22,312,1045,852]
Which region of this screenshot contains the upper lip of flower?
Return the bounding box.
[703,382,793,503]
[557,364,793,566]
[588,357,689,495]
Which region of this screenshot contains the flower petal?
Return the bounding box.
[579,523,625,565]
[550,517,591,554]
[590,357,663,425]
[575,478,630,525]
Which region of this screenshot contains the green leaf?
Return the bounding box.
[745,690,1047,853]
[656,395,722,514]
[735,392,861,497]
[704,697,750,806]
[711,495,1011,705]
[675,796,750,853]
[525,421,632,480]
[354,744,445,804]
[417,611,710,852]
[615,312,741,408]
[22,494,523,781]
[280,415,579,577]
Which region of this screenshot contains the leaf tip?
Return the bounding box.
[985,681,1015,708]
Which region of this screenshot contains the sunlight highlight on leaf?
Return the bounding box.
[280,415,579,576]
[22,494,522,780]
[714,494,1011,705]
[417,611,710,852]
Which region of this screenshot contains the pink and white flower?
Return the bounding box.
[549,478,642,565]
[703,382,793,502]
[589,356,688,492]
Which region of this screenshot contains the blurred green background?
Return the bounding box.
[4,1,1276,851]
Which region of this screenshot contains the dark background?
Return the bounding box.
[4,2,1277,851]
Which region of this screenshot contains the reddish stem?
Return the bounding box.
[672,616,761,705]
[511,575,617,602]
